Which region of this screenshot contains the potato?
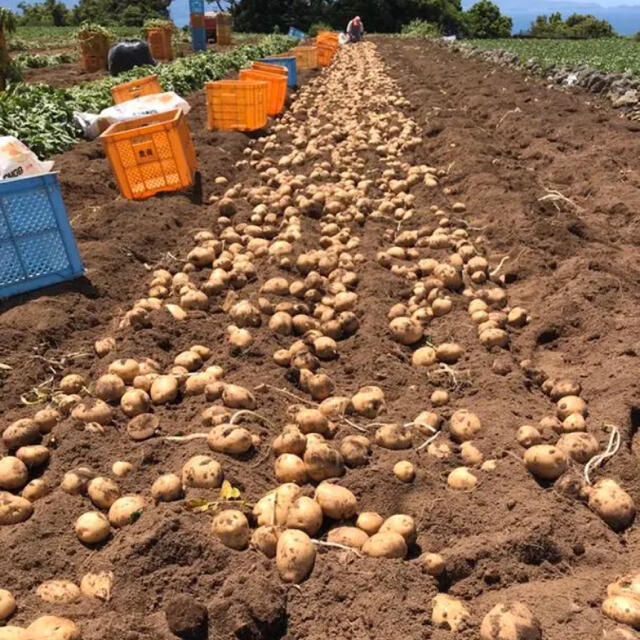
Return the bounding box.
[460,442,484,466]
[272,425,307,457]
[449,409,482,443]
[602,596,640,630]
[151,474,183,502]
[60,374,85,394]
[71,398,113,425]
[550,379,581,401]
[80,571,113,601]
[275,454,308,484]
[313,336,338,360]
[36,580,80,604]
[174,351,203,371]
[212,509,250,550]
[556,432,599,464]
[412,346,437,367]
[2,418,41,451]
[95,336,116,357]
[516,425,541,448]
[0,457,28,491]
[339,435,371,467]
[0,589,16,621]
[34,409,60,434]
[269,311,293,335]
[379,514,416,545]
[22,478,49,502]
[127,413,159,441]
[108,358,139,384]
[308,373,335,401]
[560,413,587,433]
[356,512,384,535]
[250,525,280,558]
[26,616,81,640]
[588,478,635,531]
[362,531,407,558]
[447,467,478,490]
[419,552,446,576]
[314,482,357,520]
[375,423,412,450]
[182,455,223,489]
[389,317,423,345]
[319,396,352,419]
[436,342,464,364]
[75,511,110,544]
[120,389,151,417]
[108,495,146,528]
[432,594,471,632]
[207,424,253,455]
[304,443,344,482]
[607,571,640,599]
[253,484,301,527]
[94,374,126,403]
[295,409,329,435]
[479,328,509,348]
[276,529,316,583]
[327,526,369,549]
[60,467,94,495]
[286,496,323,536]
[150,376,179,405]
[0,626,24,640]
[556,395,587,420]
[16,444,49,469]
[87,477,120,510]
[523,445,567,480]
[112,461,133,478]
[393,460,415,482]
[222,384,256,410]
[480,602,542,640]
[351,386,385,418]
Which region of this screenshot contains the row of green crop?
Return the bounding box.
[466,38,640,75]
[15,53,76,69]
[0,34,296,158]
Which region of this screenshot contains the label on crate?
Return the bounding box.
[0,137,54,181]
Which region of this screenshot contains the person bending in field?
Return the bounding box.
[346,16,364,42]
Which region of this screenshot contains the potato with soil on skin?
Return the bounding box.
[556,395,587,420]
[150,375,179,405]
[112,461,133,478]
[276,529,316,584]
[87,477,120,510]
[22,478,49,502]
[34,409,59,434]
[449,409,482,443]
[107,495,146,528]
[314,482,357,520]
[517,425,542,448]
[339,435,371,467]
[602,596,640,630]
[389,316,423,345]
[479,328,509,349]
[550,379,581,402]
[59,374,85,394]
[357,512,384,536]
[80,572,113,601]
[432,594,471,632]
[272,425,307,457]
[0,457,29,491]
[394,460,415,482]
[303,442,344,482]
[2,418,41,451]
[374,423,412,450]
[253,484,301,527]
[60,467,94,495]
[419,552,446,576]
[351,385,385,418]
[71,398,113,425]
[212,510,250,550]
[182,455,223,489]
[436,342,464,364]
[362,531,407,559]
[0,589,16,621]
[286,496,323,536]
[379,514,417,546]
[295,408,330,435]
[120,388,151,418]
[460,441,484,466]
[151,474,183,502]
[251,525,281,558]
[94,374,126,403]
[274,454,308,484]
[222,384,256,410]
[524,445,568,480]
[108,358,139,384]
[587,478,636,531]
[36,580,80,604]
[127,413,159,442]
[75,511,111,545]
[16,444,49,469]
[412,346,437,368]
[327,526,369,549]
[448,466,478,490]
[207,423,253,455]
[556,432,599,464]
[26,616,81,640]
[480,602,542,640]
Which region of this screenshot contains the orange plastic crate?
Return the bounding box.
[291,46,318,70]
[100,108,197,200]
[317,31,339,47]
[316,42,336,67]
[111,75,163,104]
[239,69,286,116]
[252,61,288,78]
[148,28,173,61]
[82,52,107,73]
[205,80,268,132]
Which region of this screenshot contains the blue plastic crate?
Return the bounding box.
[288,27,306,39]
[0,172,84,299]
[189,0,204,14]
[191,27,207,52]
[261,56,298,88]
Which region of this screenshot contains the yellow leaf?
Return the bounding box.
[219,480,241,501]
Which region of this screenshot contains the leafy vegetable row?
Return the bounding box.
[0,34,296,158]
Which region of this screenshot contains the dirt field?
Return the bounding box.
[2,37,640,639]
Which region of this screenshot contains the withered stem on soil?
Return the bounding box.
[313,540,363,557]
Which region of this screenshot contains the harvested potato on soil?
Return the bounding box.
[36,580,81,604]
[449,409,482,443]
[556,432,599,464]
[389,316,423,345]
[151,474,183,502]
[340,435,371,467]
[2,419,41,451]
[182,455,223,489]
[523,445,567,480]
[108,495,146,528]
[304,442,344,482]
[447,467,478,490]
[276,529,316,583]
[254,484,301,527]
[480,602,541,640]
[80,572,113,601]
[87,477,120,509]
[393,460,415,482]
[556,395,587,420]
[75,511,111,545]
[26,615,81,640]
[432,594,471,632]
[379,514,416,545]
[419,552,446,576]
[362,531,407,559]
[587,478,636,531]
[212,510,250,550]
[207,424,253,455]
[314,482,357,520]
[0,589,16,621]
[0,457,29,491]
[460,441,484,466]
[0,492,33,525]
[275,454,308,484]
[375,423,412,449]
[356,512,384,536]
[351,386,385,418]
[327,526,369,549]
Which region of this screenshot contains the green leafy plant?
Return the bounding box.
[308,21,333,37]
[401,19,440,39]
[74,21,114,53]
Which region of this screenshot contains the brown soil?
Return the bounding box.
[2,38,640,639]
[23,62,109,88]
